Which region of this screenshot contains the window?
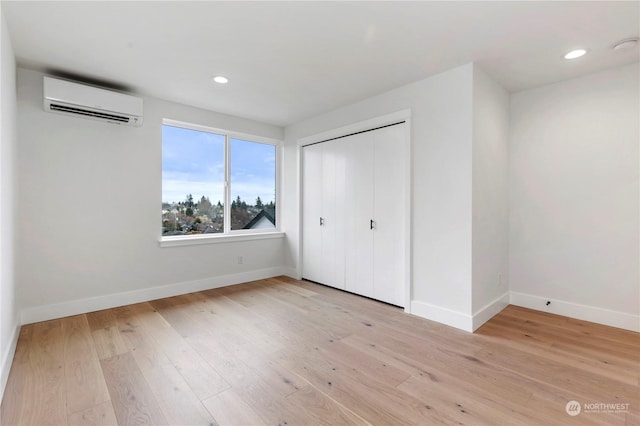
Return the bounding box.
[230,138,277,230]
[161,120,278,239]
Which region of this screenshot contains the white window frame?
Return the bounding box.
[159,118,283,247]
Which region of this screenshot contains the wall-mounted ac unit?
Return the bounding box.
[43,76,143,127]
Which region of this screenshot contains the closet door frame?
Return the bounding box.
[297,109,412,312]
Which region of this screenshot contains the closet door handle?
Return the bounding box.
[370,219,375,230]
[320,217,324,226]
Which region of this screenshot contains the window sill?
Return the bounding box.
[159,231,285,248]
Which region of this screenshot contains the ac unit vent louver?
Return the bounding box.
[49,103,131,123]
[43,76,143,127]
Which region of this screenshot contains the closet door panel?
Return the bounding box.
[344,133,374,298]
[319,140,348,289]
[372,124,407,306]
[321,142,337,286]
[328,139,347,290]
[302,143,324,283]
[302,140,346,290]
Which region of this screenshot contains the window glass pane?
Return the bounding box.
[162,125,225,235]
[230,138,276,230]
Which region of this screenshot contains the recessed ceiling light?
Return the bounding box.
[612,38,638,51]
[564,49,587,60]
[213,76,228,84]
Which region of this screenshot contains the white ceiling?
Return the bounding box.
[3,1,639,127]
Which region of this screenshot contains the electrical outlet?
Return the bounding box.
[237,256,243,265]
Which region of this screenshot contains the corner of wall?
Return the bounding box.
[471,291,510,331]
[283,266,300,280]
[470,63,510,319]
[0,6,20,403]
[0,324,19,402]
[410,300,474,332]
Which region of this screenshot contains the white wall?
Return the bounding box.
[285,64,475,328]
[509,63,639,331]
[16,68,286,323]
[471,66,510,320]
[10,54,634,351]
[0,6,18,400]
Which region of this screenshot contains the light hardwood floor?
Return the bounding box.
[1,276,638,425]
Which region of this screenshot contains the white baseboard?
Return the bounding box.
[20,267,286,325]
[510,292,640,332]
[472,292,510,331]
[1,322,20,403]
[410,300,473,332]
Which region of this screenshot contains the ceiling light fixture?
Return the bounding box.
[564,49,587,60]
[612,37,638,51]
[213,76,228,84]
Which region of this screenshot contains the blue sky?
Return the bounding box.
[162,125,276,205]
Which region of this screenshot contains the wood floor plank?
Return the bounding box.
[187,332,318,425]
[275,343,438,425]
[86,309,117,331]
[127,302,231,400]
[116,304,214,425]
[137,361,216,425]
[503,305,639,344]
[33,320,68,425]
[286,384,372,425]
[202,388,266,426]
[264,277,318,297]
[61,315,111,415]
[473,343,639,407]
[67,400,118,426]
[90,323,128,361]
[239,354,307,398]
[0,326,34,425]
[116,304,217,425]
[148,296,206,338]
[109,304,174,372]
[317,339,411,387]
[396,375,547,426]
[100,352,168,426]
[223,286,357,348]
[486,309,640,357]
[342,331,535,408]
[2,320,68,425]
[478,319,637,385]
[2,277,638,425]
[179,292,284,356]
[86,308,132,364]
